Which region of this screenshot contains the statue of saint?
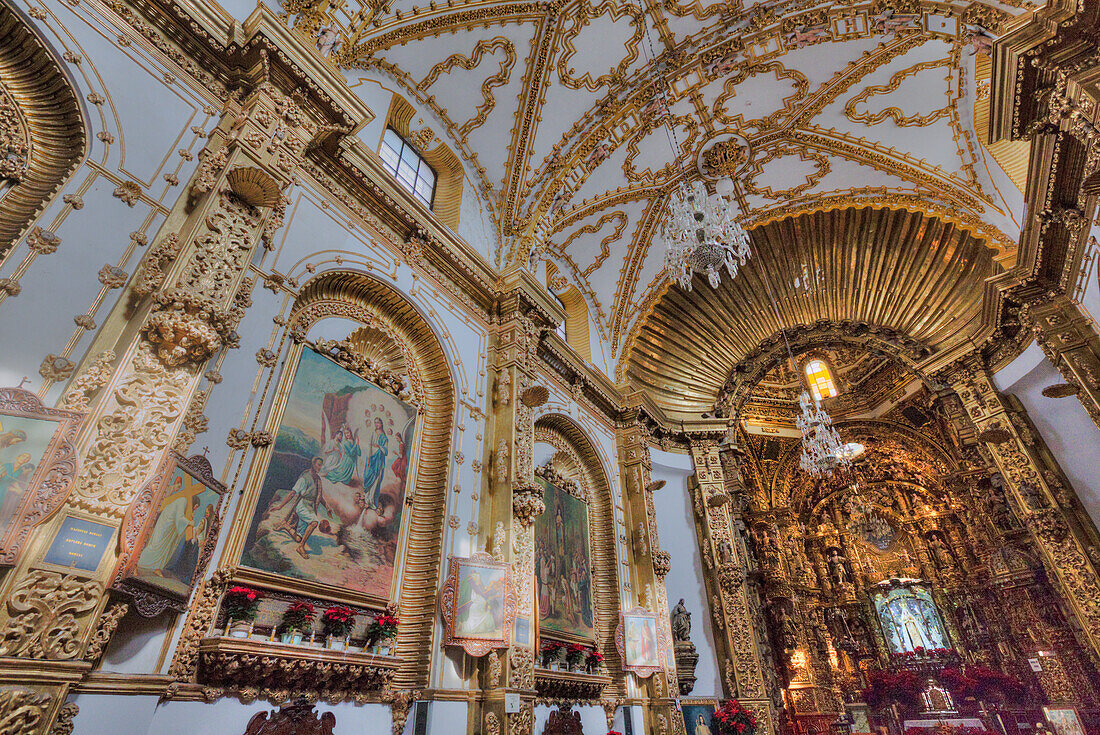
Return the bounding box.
[671,598,691,642]
[827,548,850,586]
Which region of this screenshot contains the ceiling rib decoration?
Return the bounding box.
[622,206,998,418]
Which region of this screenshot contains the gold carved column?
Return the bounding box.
[617,417,680,734]
[475,270,557,735]
[948,358,1100,662]
[689,440,777,734]
[0,68,323,734]
[1021,293,1100,432]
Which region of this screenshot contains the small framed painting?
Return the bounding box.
[1043,708,1086,735]
[113,453,227,615]
[440,552,516,656]
[682,700,719,735]
[616,607,666,677]
[0,385,82,566]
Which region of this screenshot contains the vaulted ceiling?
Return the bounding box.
[623,206,998,418]
[295,0,1032,406]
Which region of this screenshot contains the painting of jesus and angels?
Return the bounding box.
[241,348,417,601]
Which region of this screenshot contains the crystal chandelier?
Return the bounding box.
[662,179,751,290]
[845,485,894,549]
[796,390,849,477]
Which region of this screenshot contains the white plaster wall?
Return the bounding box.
[650,448,723,697]
[995,347,1100,525]
[0,0,206,396]
[534,704,611,735]
[70,695,401,735]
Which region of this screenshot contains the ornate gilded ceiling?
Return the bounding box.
[623,206,998,418]
[298,0,1032,371]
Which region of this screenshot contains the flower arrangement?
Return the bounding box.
[939,665,1025,702]
[279,601,315,633]
[566,642,587,668]
[608,731,623,735]
[368,613,400,644]
[540,640,564,666]
[861,668,922,708]
[587,648,604,671]
[891,647,957,660]
[321,605,357,639]
[223,586,263,622]
[712,699,758,735]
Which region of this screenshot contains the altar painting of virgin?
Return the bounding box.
[240,348,417,602]
[534,476,594,641]
[872,583,950,654]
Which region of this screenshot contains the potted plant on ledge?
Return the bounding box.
[586,648,604,674]
[712,699,758,735]
[368,613,399,655]
[278,601,314,645]
[321,604,356,650]
[223,586,263,637]
[566,643,587,672]
[541,640,564,669]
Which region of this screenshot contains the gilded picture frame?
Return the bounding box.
[230,342,421,610]
[1043,707,1086,735]
[440,552,517,657]
[681,699,719,735]
[112,452,228,616]
[0,385,82,566]
[616,606,666,678]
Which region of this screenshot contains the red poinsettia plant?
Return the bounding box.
[566,642,588,666]
[368,614,400,643]
[861,668,922,708]
[712,699,758,735]
[321,605,357,638]
[279,601,315,633]
[223,586,264,621]
[939,665,1025,702]
[587,649,605,666]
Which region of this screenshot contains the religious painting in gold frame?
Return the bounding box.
[534,465,595,643]
[616,606,666,678]
[440,551,517,656]
[232,343,420,609]
[1044,707,1086,735]
[0,385,82,566]
[113,452,227,615]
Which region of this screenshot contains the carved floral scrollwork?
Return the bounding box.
[0,570,102,659]
[0,688,52,735]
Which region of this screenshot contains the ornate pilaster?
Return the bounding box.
[616,417,680,732]
[1021,293,1100,431]
[478,268,557,735]
[0,52,355,734]
[947,358,1100,662]
[689,440,776,734]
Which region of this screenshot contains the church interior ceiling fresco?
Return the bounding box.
[1,0,1100,732]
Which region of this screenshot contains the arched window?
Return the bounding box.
[379,127,436,207]
[804,358,837,400]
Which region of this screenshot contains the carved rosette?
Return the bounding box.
[652,549,671,578]
[142,289,232,367]
[512,483,546,527]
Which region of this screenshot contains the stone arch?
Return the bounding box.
[289,270,455,690]
[0,4,87,258]
[532,412,624,689]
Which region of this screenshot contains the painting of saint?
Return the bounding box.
[240,348,417,602]
[132,465,221,597]
[454,563,507,640]
[682,703,718,735]
[534,476,594,641]
[872,584,949,655]
[0,415,58,540]
[624,613,660,669]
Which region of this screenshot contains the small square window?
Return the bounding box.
[378,127,437,208]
